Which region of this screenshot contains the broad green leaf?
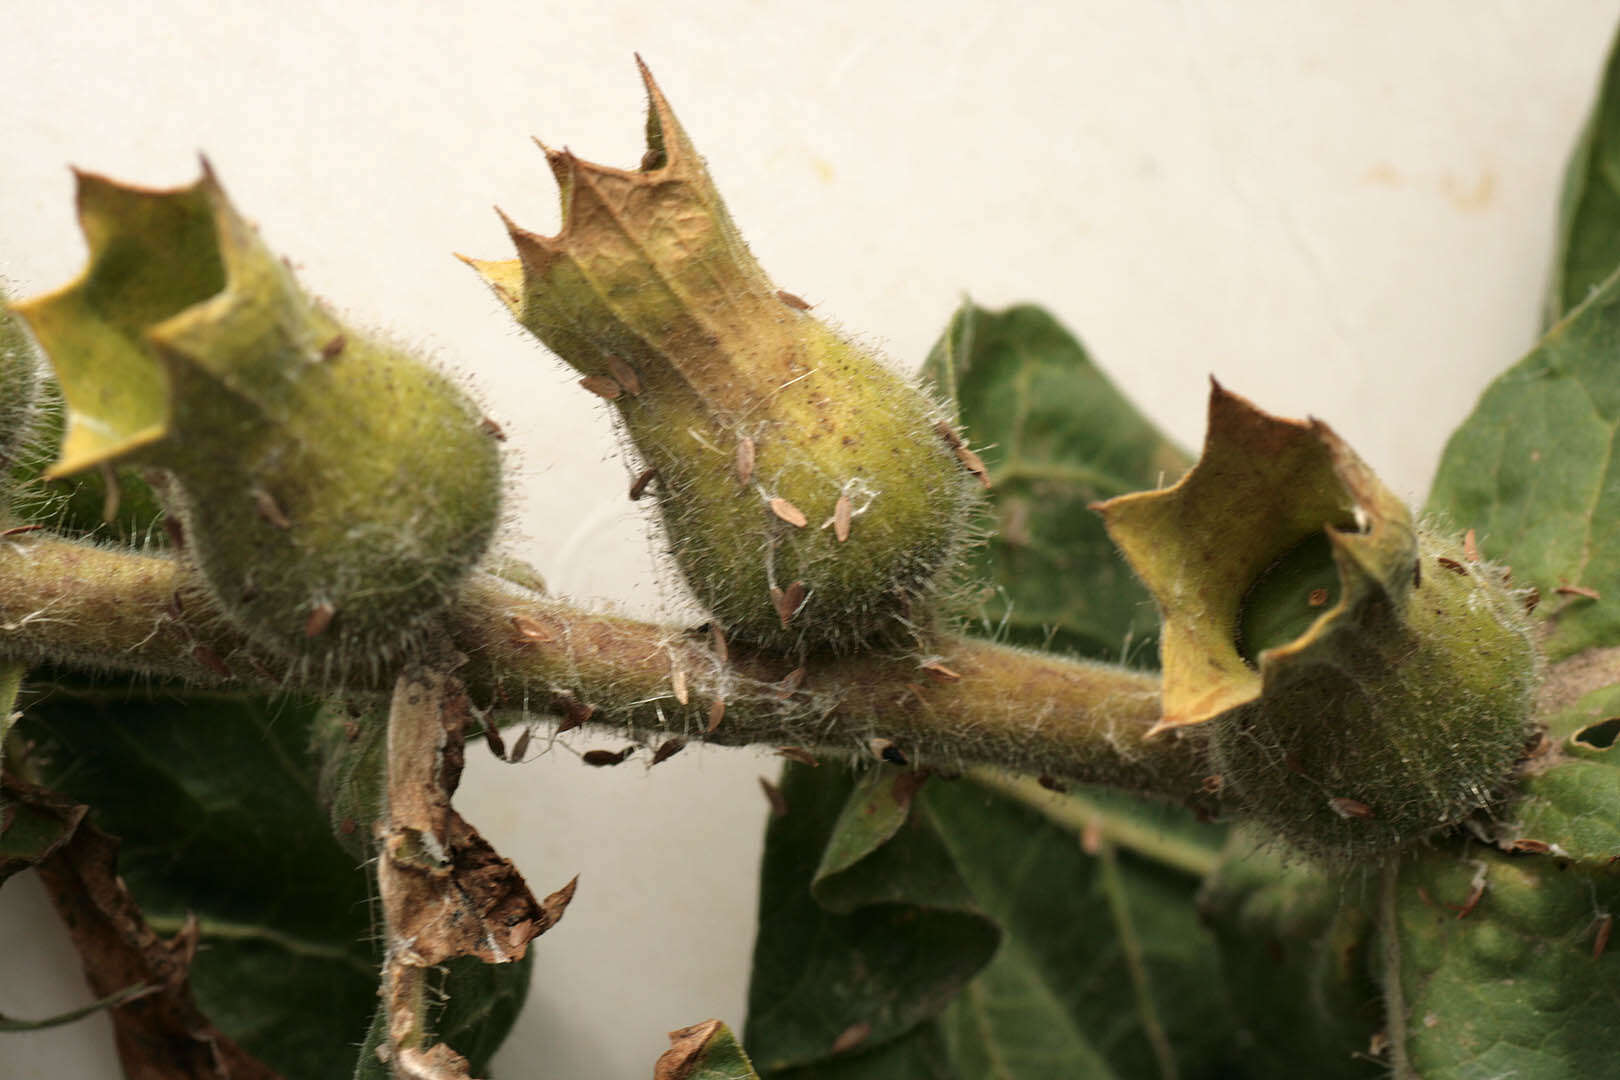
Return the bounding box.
[0,773,86,889]
[1195,831,1382,1078]
[1391,841,1620,1077]
[1503,682,1620,865]
[1427,272,1620,660]
[926,781,1239,1080]
[1547,25,1620,325]
[767,1021,955,1080]
[744,764,1000,1074]
[921,301,1191,662]
[19,686,527,1078]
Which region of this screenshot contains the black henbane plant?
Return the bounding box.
[4,39,1620,1080]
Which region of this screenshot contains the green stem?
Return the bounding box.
[1379,859,1414,1079]
[0,534,1217,810]
[968,769,1221,878]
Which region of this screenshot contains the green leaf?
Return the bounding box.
[19,689,378,1078]
[926,780,1239,1080]
[1426,272,1620,660]
[1390,841,1620,1077]
[1547,25,1620,325]
[1195,831,1383,1078]
[744,764,1000,1074]
[766,1021,955,1080]
[1503,682,1620,865]
[0,774,87,889]
[921,301,1191,662]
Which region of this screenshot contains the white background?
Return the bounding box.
[4,3,1620,1077]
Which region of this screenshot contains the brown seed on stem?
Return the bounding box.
[834,493,852,542]
[1463,528,1480,562]
[772,580,807,627]
[580,374,623,400]
[319,334,346,360]
[1327,796,1374,820]
[604,354,642,396]
[557,697,595,734]
[1556,584,1602,601]
[1510,838,1553,854]
[511,613,557,645]
[509,726,534,762]
[483,717,508,761]
[707,699,725,734]
[481,416,507,441]
[1595,914,1613,960]
[709,623,729,664]
[933,420,964,449]
[252,487,291,529]
[735,437,756,485]
[629,466,657,500]
[776,666,806,697]
[776,747,818,767]
[775,289,812,311]
[920,661,961,683]
[1436,557,1468,576]
[305,602,335,638]
[770,497,808,528]
[583,746,634,767]
[955,445,991,488]
[651,739,685,765]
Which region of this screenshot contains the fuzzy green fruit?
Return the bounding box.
[467,63,978,653]
[1099,385,1539,859]
[0,287,41,511]
[18,166,503,665]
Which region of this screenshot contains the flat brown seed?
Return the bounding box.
[707,699,725,734]
[253,487,291,529]
[305,602,335,638]
[510,726,534,762]
[481,416,507,440]
[776,746,818,767]
[955,445,992,488]
[1557,584,1602,600]
[776,289,812,311]
[604,354,642,396]
[710,623,729,664]
[770,497,808,528]
[557,698,595,734]
[629,466,657,500]
[933,419,964,449]
[672,666,689,705]
[770,586,789,627]
[320,333,346,360]
[651,738,686,765]
[582,747,633,767]
[921,661,961,682]
[834,493,852,542]
[1463,528,1480,562]
[759,776,788,817]
[830,1021,870,1055]
[736,437,756,485]
[579,374,623,400]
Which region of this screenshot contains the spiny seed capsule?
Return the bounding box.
[464,63,976,652]
[17,165,502,663]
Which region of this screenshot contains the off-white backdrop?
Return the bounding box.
[4,3,1620,1077]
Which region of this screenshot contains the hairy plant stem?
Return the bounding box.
[0,534,1215,808]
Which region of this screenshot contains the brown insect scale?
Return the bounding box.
[480,416,507,440]
[709,622,729,663]
[1436,557,1468,576]
[770,497,809,528]
[320,333,346,360]
[483,717,508,761]
[771,580,807,628]
[511,614,557,645]
[304,602,335,638]
[775,289,812,311]
[1595,914,1613,960]
[629,466,657,500]
[252,487,291,529]
[920,661,961,683]
[1510,838,1553,854]
[933,420,964,449]
[651,739,686,765]
[834,493,852,542]
[735,436,756,485]
[582,746,634,767]
[830,1021,871,1055]
[579,374,623,400]
[1463,528,1480,562]
[706,699,725,734]
[604,354,642,396]
[1327,796,1374,819]
[1556,584,1602,600]
[776,747,818,767]
[557,697,595,734]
